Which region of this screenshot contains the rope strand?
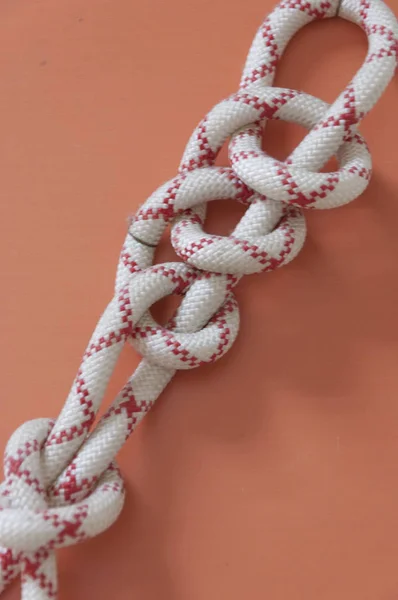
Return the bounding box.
[0,0,397,597]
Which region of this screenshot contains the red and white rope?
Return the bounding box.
[0,0,397,598]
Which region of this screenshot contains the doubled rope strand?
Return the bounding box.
[0,0,397,598]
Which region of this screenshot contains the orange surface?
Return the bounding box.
[1,0,398,598]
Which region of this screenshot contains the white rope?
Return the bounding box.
[0,0,397,597]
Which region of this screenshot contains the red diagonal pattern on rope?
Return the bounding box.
[230,150,263,162]
[135,174,187,222]
[4,448,45,497]
[0,549,19,589]
[274,160,340,207]
[120,248,140,274]
[172,236,215,263]
[180,116,217,172]
[43,506,88,550]
[217,167,256,205]
[104,382,151,439]
[233,89,298,120]
[230,218,296,271]
[241,20,279,88]
[278,0,332,18]
[207,297,235,363]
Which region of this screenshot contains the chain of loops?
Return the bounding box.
[0,0,397,598]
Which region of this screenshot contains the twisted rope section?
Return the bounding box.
[1,0,397,598]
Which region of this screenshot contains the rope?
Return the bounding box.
[0,0,397,597]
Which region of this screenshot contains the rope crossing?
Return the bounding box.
[1,0,397,597]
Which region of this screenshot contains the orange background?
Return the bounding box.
[1,0,398,598]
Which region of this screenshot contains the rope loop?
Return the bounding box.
[228,90,372,209]
[0,419,124,597]
[232,0,397,205]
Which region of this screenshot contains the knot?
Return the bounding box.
[0,418,124,597]
[179,88,372,212]
[228,89,371,209]
[171,190,305,275]
[120,262,240,370]
[130,292,239,370]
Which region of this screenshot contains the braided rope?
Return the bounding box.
[1,0,397,597]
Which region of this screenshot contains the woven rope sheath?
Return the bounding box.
[0,0,397,598]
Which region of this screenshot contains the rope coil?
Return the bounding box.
[1,0,397,598]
